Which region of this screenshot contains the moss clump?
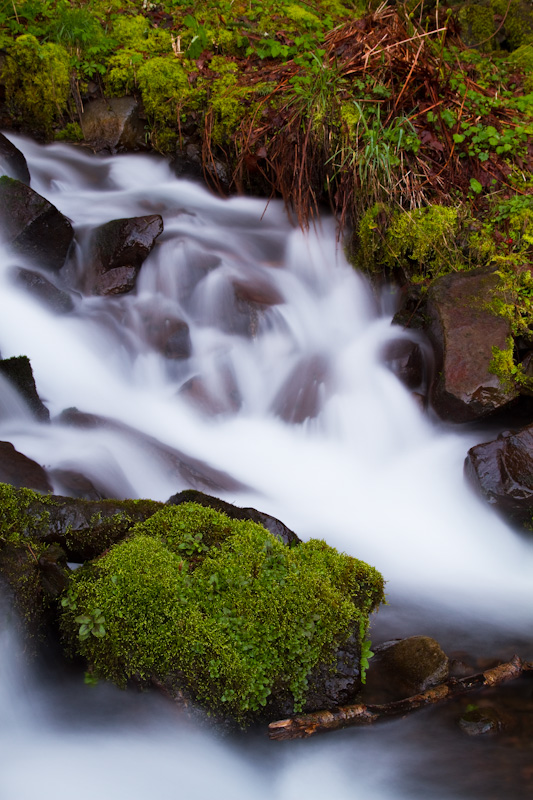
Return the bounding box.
[356,204,463,282]
[1,34,70,131]
[0,482,53,546]
[136,56,193,150]
[60,502,384,722]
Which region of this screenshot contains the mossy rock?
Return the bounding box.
[60,502,385,724]
[0,482,162,561]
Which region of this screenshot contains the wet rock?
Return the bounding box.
[362,635,449,703]
[0,441,52,492]
[167,489,301,547]
[56,407,247,494]
[458,706,504,736]
[0,355,50,422]
[381,337,425,390]
[271,354,330,423]
[84,215,164,295]
[0,177,74,271]
[38,544,70,598]
[26,494,163,562]
[464,423,533,526]
[81,97,146,152]
[12,267,75,314]
[425,270,517,422]
[0,542,50,642]
[0,132,30,184]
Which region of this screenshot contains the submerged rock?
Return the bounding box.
[83,215,164,295]
[12,267,75,314]
[465,423,533,527]
[381,337,425,391]
[0,177,74,271]
[362,635,449,704]
[425,270,517,422]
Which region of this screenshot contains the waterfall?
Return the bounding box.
[0,135,531,799]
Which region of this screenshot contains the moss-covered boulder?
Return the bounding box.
[60,502,385,724]
[0,482,162,562]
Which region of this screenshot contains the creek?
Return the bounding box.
[0,136,532,799]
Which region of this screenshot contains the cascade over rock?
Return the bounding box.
[11,267,75,314]
[0,133,31,184]
[0,355,49,421]
[465,423,533,527]
[0,177,74,271]
[83,214,164,295]
[425,269,517,422]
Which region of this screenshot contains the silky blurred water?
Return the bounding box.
[0,136,532,800]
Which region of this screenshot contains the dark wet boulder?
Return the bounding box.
[362,635,449,704]
[0,177,74,271]
[84,215,163,295]
[0,442,52,492]
[167,489,301,547]
[12,267,75,314]
[0,132,30,184]
[0,355,50,421]
[425,270,517,422]
[464,424,533,526]
[81,97,146,152]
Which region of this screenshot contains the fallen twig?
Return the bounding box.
[268,655,533,740]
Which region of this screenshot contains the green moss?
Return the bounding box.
[55,122,84,142]
[385,206,462,281]
[60,502,385,722]
[0,482,52,547]
[136,56,192,150]
[355,204,463,281]
[2,34,70,131]
[459,0,533,51]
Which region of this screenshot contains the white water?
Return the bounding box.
[0,136,532,799]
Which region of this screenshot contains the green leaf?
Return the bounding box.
[469,178,483,194]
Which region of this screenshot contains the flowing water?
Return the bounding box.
[0,136,532,799]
